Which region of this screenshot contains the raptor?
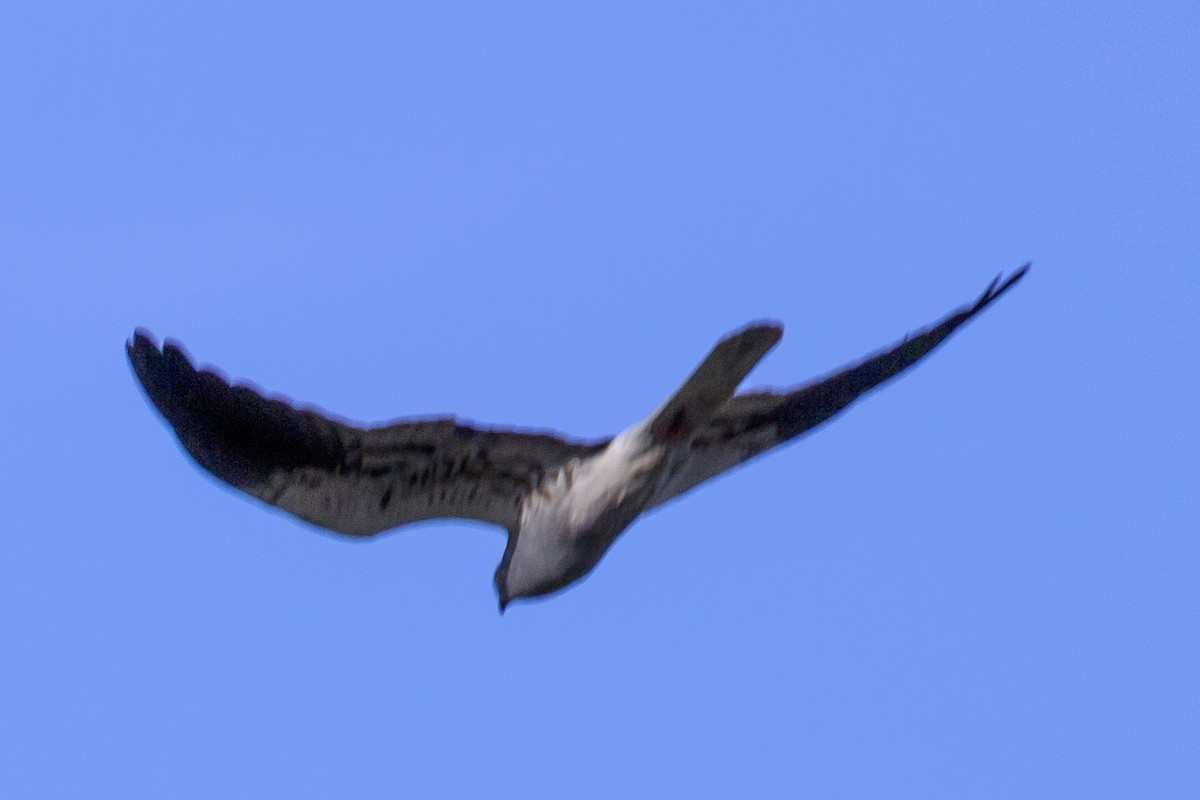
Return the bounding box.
[128,266,1027,610]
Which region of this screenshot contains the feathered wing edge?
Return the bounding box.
[127,331,352,490]
[126,331,606,535]
[648,265,1030,508]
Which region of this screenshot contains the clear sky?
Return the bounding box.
[3,2,1196,797]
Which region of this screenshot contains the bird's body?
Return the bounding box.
[128,266,1027,609]
[498,322,782,607]
[503,426,667,606]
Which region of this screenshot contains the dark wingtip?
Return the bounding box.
[125,331,349,490]
[767,263,1031,442]
[126,329,164,365]
[975,263,1030,312]
[127,329,173,417]
[126,328,152,365]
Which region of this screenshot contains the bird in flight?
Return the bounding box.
[128,266,1027,610]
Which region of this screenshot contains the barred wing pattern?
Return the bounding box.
[127,332,607,536]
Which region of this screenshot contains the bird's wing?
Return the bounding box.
[127,332,608,536]
[648,266,1028,509]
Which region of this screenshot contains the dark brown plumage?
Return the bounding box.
[128,266,1028,606]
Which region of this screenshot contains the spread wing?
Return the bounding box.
[648,266,1028,509]
[127,331,607,536]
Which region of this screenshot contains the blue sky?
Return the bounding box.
[3,2,1196,797]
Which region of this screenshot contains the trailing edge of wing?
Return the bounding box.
[648,265,1030,507]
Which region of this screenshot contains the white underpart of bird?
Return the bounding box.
[499,324,782,609]
[127,265,1028,611]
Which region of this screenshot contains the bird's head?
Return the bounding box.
[493,529,594,613]
[493,547,557,613]
[494,564,512,613]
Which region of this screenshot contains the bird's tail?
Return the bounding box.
[645,323,783,444]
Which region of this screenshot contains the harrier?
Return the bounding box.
[128,266,1027,609]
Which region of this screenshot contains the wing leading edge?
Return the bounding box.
[648,266,1029,508]
[126,332,606,536]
